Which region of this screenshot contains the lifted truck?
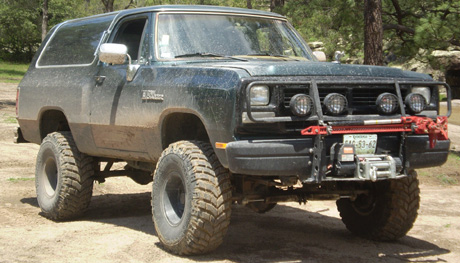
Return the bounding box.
[16,5,451,255]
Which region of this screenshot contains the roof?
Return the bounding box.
[116,5,286,19]
[63,5,287,24]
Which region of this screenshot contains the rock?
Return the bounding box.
[402,58,445,81]
[447,45,460,52]
[432,50,460,70]
[309,41,324,49]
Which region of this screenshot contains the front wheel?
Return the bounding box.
[336,171,420,241]
[152,141,232,255]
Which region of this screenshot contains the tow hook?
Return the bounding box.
[402,116,448,148]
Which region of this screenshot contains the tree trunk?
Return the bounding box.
[125,0,136,9]
[364,0,383,65]
[270,0,284,12]
[247,0,252,9]
[101,0,115,13]
[41,0,49,41]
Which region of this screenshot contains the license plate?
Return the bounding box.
[343,134,377,155]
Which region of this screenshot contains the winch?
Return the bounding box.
[355,155,398,181]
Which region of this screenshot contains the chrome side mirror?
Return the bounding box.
[313,51,327,62]
[99,43,128,64]
[98,43,139,82]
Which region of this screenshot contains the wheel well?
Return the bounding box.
[40,110,70,140]
[162,113,209,149]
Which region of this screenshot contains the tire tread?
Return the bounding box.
[153,140,231,255]
[36,132,94,220]
[337,171,420,241]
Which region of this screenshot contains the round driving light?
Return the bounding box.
[411,87,431,104]
[324,93,347,115]
[290,94,314,116]
[405,93,426,113]
[376,93,399,115]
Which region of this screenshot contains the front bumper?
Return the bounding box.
[226,135,450,182]
[226,138,313,176]
[405,135,450,169]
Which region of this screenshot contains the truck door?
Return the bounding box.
[90,14,154,157]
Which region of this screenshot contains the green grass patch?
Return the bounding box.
[0,113,17,124]
[436,174,459,185]
[419,152,460,185]
[439,93,447,102]
[0,62,29,83]
[7,177,34,183]
[4,116,17,124]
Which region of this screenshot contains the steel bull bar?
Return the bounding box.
[243,79,452,182]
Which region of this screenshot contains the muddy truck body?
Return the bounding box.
[16,5,452,255]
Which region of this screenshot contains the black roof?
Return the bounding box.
[116,5,285,19]
[62,5,286,25]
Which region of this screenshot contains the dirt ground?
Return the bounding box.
[1,82,460,263]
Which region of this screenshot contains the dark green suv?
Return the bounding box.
[16,5,452,255]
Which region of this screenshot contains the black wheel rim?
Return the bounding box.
[162,172,186,226]
[42,152,58,196]
[351,193,377,216]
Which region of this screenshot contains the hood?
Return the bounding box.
[206,61,432,80]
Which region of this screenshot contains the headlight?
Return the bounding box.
[324,93,347,115]
[290,94,314,116]
[411,87,431,104]
[250,85,269,106]
[376,93,399,115]
[405,93,427,113]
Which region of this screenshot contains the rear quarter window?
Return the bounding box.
[38,15,115,67]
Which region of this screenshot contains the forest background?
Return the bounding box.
[0,0,459,67]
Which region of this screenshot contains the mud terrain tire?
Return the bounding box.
[35,132,94,220]
[336,171,420,241]
[152,140,232,255]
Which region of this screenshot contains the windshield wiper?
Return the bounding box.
[175,52,247,61]
[246,53,299,61]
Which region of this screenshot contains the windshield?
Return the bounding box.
[156,13,314,61]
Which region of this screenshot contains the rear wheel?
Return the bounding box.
[245,185,277,213]
[336,171,420,241]
[152,140,232,255]
[35,132,94,220]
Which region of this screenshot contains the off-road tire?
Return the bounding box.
[152,140,232,255]
[336,171,420,241]
[246,202,277,213]
[35,132,94,220]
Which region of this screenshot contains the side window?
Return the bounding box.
[112,17,149,64]
[38,15,115,66]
